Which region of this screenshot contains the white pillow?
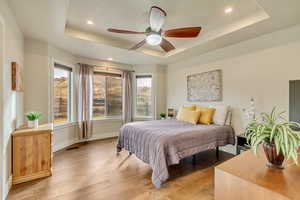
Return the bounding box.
[210,105,229,125]
[176,107,182,119]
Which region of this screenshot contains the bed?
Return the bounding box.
[117,119,235,188]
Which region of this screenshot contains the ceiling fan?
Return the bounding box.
[107,6,202,52]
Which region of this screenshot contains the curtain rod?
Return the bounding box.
[78,63,135,73]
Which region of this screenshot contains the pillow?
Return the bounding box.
[176,105,196,119]
[210,105,229,125]
[182,105,196,111]
[177,110,201,124]
[195,106,216,125]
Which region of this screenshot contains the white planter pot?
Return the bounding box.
[28,119,39,128]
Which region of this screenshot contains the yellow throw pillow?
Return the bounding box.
[176,105,196,120]
[182,105,196,111]
[178,110,201,124]
[196,106,216,125]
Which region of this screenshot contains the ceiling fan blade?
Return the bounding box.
[129,40,146,50]
[149,6,166,32]
[107,28,145,34]
[164,27,202,38]
[160,38,175,52]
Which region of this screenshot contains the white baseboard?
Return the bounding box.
[53,139,78,152]
[53,132,118,152]
[86,132,118,141]
[4,175,12,200]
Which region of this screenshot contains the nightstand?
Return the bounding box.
[236,135,250,154]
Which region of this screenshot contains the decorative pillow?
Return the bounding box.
[210,105,229,125]
[182,105,196,111]
[177,110,201,124]
[195,106,216,125]
[176,105,196,119]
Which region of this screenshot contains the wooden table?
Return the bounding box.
[12,124,53,184]
[215,148,300,200]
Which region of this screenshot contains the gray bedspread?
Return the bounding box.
[117,119,235,188]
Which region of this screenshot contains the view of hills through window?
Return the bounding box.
[93,73,122,119]
[136,75,152,117]
[53,66,71,123]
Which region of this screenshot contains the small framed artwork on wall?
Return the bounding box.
[11,62,23,91]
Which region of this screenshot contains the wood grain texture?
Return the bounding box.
[215,148,300,200]
[12,124,53,185]
[160,38,175,52]
[164,27,201,38]
[9,138,233,200]
[129,39,146,50]
[107,28,145,34]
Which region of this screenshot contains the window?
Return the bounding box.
[93,72,122,119]
[53,64,72,123]
[135,75,152,117]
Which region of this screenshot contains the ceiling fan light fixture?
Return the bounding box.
[146,33,162,46]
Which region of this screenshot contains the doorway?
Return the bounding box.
[0,16,4,199]
[289,80,300,130]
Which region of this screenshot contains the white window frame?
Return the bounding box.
[133,73,155,120]
[92,70,123,121]
[50,59,75,127]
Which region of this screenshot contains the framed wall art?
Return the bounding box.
[11,62,23,91]
[187,69,222,102]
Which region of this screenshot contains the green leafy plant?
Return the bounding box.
[26,112,42,121]
[245,107,300,165]
[160,113,166,118]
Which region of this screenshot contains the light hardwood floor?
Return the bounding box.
[8,138,234,200]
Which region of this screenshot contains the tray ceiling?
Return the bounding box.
[65,0,268,57]
[8,0,300,64]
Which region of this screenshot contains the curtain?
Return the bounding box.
[122,71,133,124]
[77,64,94,140]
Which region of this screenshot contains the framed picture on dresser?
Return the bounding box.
[167,108,175,118]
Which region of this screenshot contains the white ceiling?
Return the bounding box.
[66,0,267,56]
[8,0,300,65]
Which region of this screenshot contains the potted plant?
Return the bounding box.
[160,113,166,119]
[245,107,300,169]
[26,112,42,128]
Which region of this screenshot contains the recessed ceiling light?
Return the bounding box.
[87,20,94,25]
[225,7,233,14]
[108,58,113,61]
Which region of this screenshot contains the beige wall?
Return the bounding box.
[167,24,300,141]
[24,39,77,124]
[24,39,139,151]
[24,39,50,123]
[0,15,4,200]
[24,39,78,151]
[0,0,24,198]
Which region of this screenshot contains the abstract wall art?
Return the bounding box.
[187,69,222,102]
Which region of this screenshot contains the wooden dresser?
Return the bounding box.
[215,148,300,200]
[12,124,53,184]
